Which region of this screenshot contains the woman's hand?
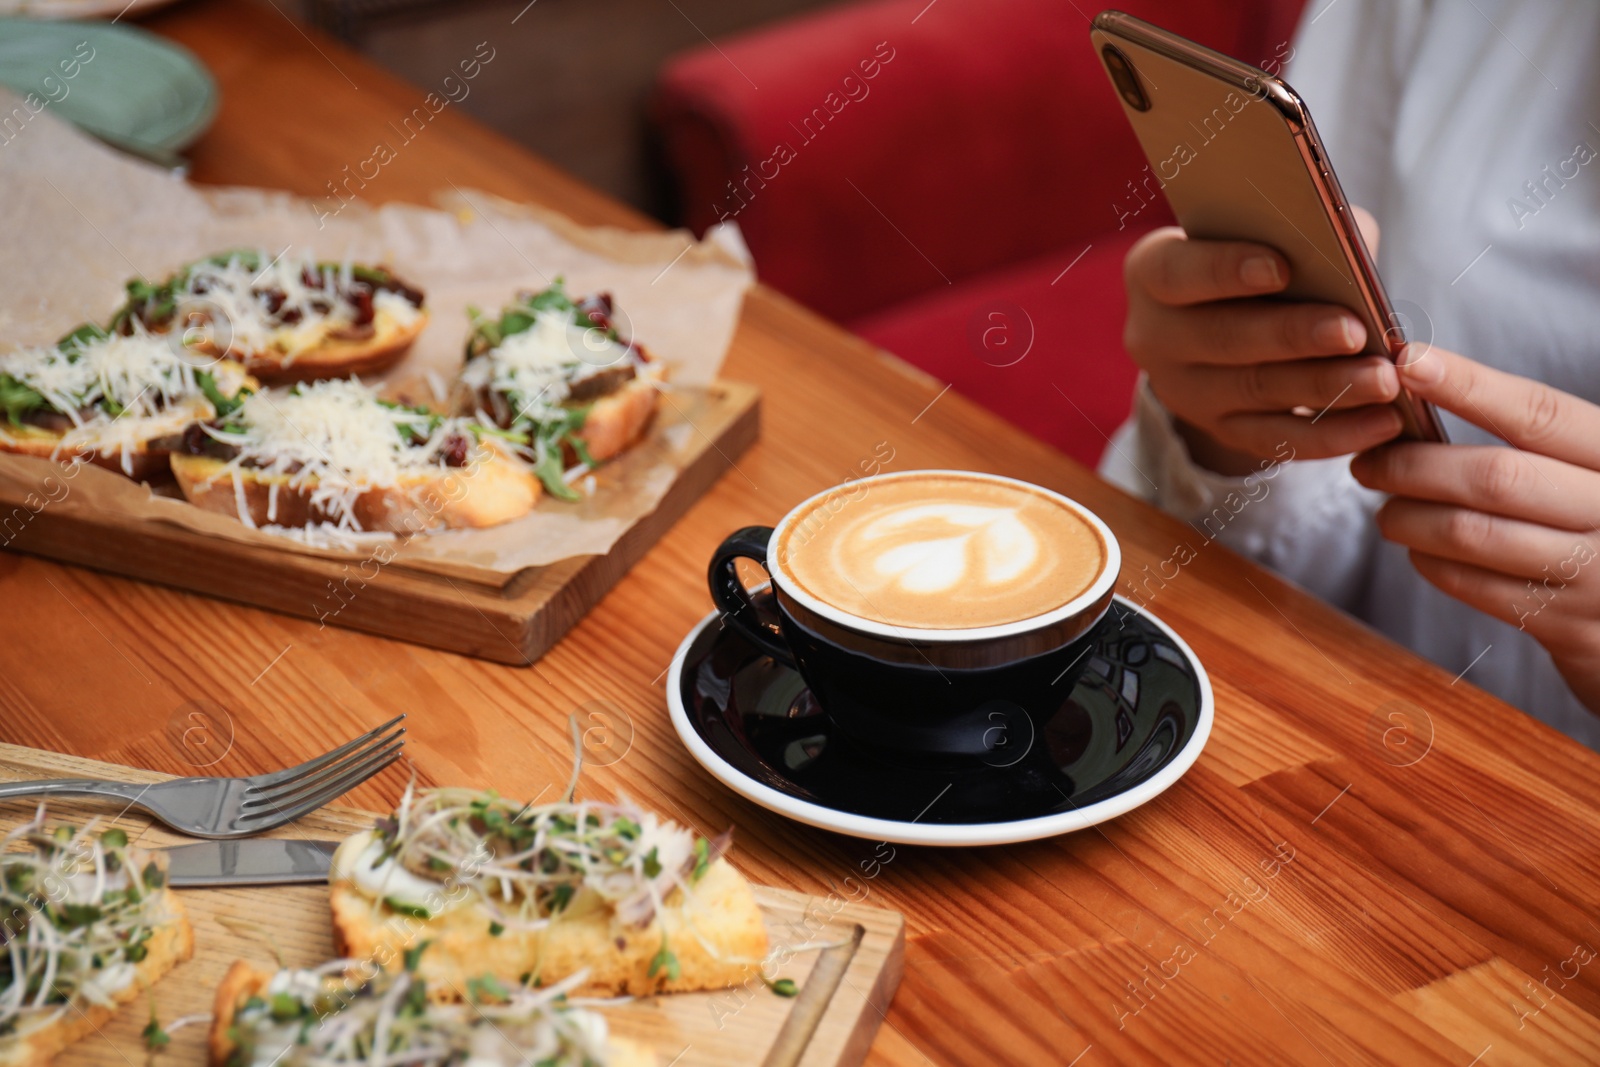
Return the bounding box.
[1122,209,1404,476]
[1351,347,1600,711]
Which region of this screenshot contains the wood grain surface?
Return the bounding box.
[1,382,759,664]
[2,2,1599,1064]
[0,744,905,1067]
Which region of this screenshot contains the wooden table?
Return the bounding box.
[5,2,1600,1063]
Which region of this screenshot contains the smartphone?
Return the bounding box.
[1091,10,1448,443]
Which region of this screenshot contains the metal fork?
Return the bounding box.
[0,715,405,839]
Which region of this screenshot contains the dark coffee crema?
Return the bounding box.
[777,472,1107,629]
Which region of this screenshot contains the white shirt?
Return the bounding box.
[1100,0,1600,748]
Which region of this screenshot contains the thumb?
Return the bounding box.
[1352,204,1380,258]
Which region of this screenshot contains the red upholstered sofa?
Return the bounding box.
[652,0,1306,466]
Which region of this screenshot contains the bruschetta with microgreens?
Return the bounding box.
[0,810,194,1067]
[209,953,653,1067]
[328,786,765,998]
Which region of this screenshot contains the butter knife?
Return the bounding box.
[161,839,340,888]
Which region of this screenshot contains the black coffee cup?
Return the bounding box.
[708,470,1121,765]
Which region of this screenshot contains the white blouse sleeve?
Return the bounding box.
[1099,377,1385,612]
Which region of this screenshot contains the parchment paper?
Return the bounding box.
[0,89,753,585]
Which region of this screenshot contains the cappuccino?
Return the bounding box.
[777,472,1106,630]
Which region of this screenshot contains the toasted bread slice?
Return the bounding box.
[573,371,661,464]
[223,306,429,385]
[1,859,194,1067]
[0,420,173,482]
[329,828,767,998]
[209,961,655,1067]
[171,444,539,532]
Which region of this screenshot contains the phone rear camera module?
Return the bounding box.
[1102,44,1150,111]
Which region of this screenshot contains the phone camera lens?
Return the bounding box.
[1101,44,1150,112]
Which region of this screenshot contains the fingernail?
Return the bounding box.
[1312,315,1357,351]
[1240,256,1280,288]
[1373,361,1399,397]
[1399,346,1442,384]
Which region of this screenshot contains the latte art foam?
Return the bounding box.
[778,473,1106,629]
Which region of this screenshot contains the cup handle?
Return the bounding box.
[708,526,797,667]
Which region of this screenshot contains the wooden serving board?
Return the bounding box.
[0,744,904,1067]
[0,381,759,666]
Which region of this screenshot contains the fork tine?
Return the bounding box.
[232,745,403,830]
[244,715,406,792]
[241,724,405,808]
[239,736,405,812]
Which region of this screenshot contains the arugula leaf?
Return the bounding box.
[117,277,178,329]
[196,371,250,417]
[465,277,579,357]
[520,405,591,501]
[532,439,579,503]
[567,431,597,471]
[190,249,264,276]
[56,322,108,353]
[523,277,577,316]
[498,310,535,337]
[0,373,48,426]
[349,264,394,287]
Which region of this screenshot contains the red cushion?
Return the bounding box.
[654,0,1305,322]
[851,229,1148,468]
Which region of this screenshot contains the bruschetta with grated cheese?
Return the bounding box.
[460,280,663,501]
[169,378,539,533]
[111,251,428,383]
[0,324,256,481]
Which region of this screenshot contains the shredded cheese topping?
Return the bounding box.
[177,253,357,355]
[150,252,422,360]
[0,331,250,474]
[207,379,481,531]
[459,308,631,424]
[1,332,221,425]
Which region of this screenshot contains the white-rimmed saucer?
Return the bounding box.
[666,595,1212,847]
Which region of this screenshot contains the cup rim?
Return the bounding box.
[765,468,1122,643]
